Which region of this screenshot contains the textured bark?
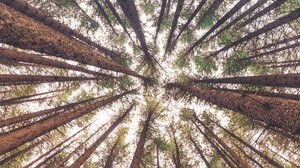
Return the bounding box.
[0,74,101,86]
[93,0,118,34]
[117,0,153,63]
[0,139,43,165]
[129,110,154,168]
[189,136,211,168]
[208,7,300,58]
[194,115,251,168]
[239,42,300,61]
[0,89,60,106]
[237,0,287,29]
[185,0,250,55]
[191,73,300,88]
[0,47,118,78]
[166,83,300,133]
[70,105,134,168]
[233,143,264,168]
[173,0,207,44]
[24,120,95,168]
[208,0,268,41]
[102,0,134,44]
[213,120,284,168]
[154,0,167,43]
[0,3,147,79]
[0,90,134,155]
[103,138,119,168]
[0,97,99,128]
[164,0,185,54]
[192,121,235,168]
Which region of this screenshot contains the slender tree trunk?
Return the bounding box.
[207,0,268,42]
[185,0,250,55]
[129,110,154,168]
[212,119,284,168]
[24,120,95,168]
[102,0,135,44]
[237,0,287,29]
[192,121,236,168]
[189,136,211,168]
[193,114,251,168]
[164,0,185,54]
[190,73,300,88]
[154,0,167,44]
[233,143,264,168]
[0,47,118,78]
[166,83,300,133]
[173,0,207,44]
[171,126,181,168]
[156,143,160,168]
[0,3,147,80]
[0,90,134,155]
[265,146,300,168]
[0,97,100,128]
[208,7,300,58]
[103,138,119,168]
[70,104,134,168]
[1,96,54,106]
[166,0,171,18]
[0,74,101,86]
[0,139,43,165]
[93,0,118,35]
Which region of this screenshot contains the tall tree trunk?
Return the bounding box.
[192,121,236,168]
[171,126,181,168]
[212,119,284,168]
[0,3,147,80]
[70,104,134,168]
[189,136,211,168]
[156,143,160,168]
[129,110,155,168]
[0,139,43,165]
[103,138,119,168]
[24,120,95,168]
[239,42,300,61]
[102,0,135,44]
[0,89,60,106]
[173,0,207,44]
[185,0,249,55]
[93,0,118,35]
[207,0,268,42]
[193,114,251,168]
[208,7,300,58]
[237,0,287,29]
[265,146,300,168]
[154,0,167,44]
[190,73,300,88]
[0,97,100,128]
[164,0,185,55]
[233,143,264,168]
[166,0,172,18]
[0,74,102,86]
[166,83,300,133]
[0,47,118,79]
[0,90,135,155]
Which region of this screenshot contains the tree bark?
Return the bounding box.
[171,126,181,168]
[154,0,168,43]
[0,90,134,155]
[208,7,300,58]
[103,138,119,168]
[233,143,264,168]
[189,136,211,168]
[0,3,147,80]
[70,104,134,168]
[129,110,154,168]
[191,73,300,88]
[156,143,160,168]
[166,83,300,133]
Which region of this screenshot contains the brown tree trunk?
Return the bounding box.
[129,110,154,168]
[208,7,300,58]
[0,97,99,128]
[24,120,95,168]
[0,47,118,79]
[0,3,147,80]
[185,0,250,55]
[70,104,134,168]
[156,143,160,168]
[103,138,119,168]
[0,90,134,155]
[193,114,251,168]
[189,136,211,168]
[171,126,181,168]
[166,83,300,133]
[0,74,101,86]
[233,143,264,168]
[154,0,168,43]
[212,119,284,168]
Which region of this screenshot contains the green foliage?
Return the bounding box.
[119,76,133,90]
[180,108,194,121]
[79,15,99,32]
[217,30,240,46]
[195,56,217,74]
[200,15,218,29]
[181,30,193,43]
[175,54,189,69]
[160,19,172,31]
[210,152,222,168]
[141,2,155,15]
[223,51,252,75]
[154,137,170,151]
